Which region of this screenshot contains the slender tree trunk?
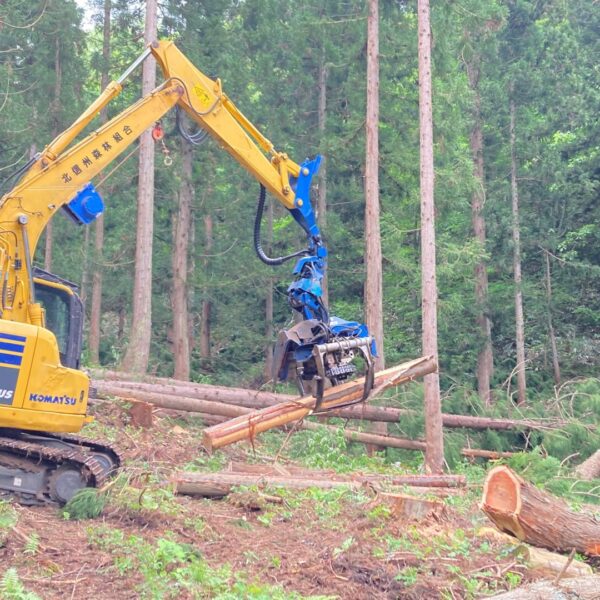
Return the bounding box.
[88,0,112,364]
[264,200,274,381]
[44,37,63,272]
[418,0,443,473]
[364,0,384,371]
[121,0,158,374]
[171,139,193,380]
[317,54,329,306]
[81,227,90,303]
[465,57,494,406]
[543,249,561,385]
[364,0,387,453]
[509,94,527,405]
[199,214,213,366]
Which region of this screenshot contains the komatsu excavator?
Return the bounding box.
[0,41,375,504]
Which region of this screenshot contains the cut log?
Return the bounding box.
[516,545,592,578]
[574,450,600,480]
[488,577,600,600]
[202,356,437,451]
[98,382,515,460]
[174,472,366,497]
[300,420,427,451]
[172,470,462,499]
[224,461,466,488]
[481,465,600,556]
[93,378,562,432]
[95,382,255,418]
[477,526,593,578]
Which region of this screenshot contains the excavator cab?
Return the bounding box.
[32,267,84,370]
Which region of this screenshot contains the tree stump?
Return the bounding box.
[481,465,600,556]
[129,400,153,428]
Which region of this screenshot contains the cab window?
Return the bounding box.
[35,286,71,361]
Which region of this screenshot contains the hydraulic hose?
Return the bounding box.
[176,106,209,145]
[254,184,307,266]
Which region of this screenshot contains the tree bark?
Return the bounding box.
[418,0,443,473]
[91,372,562,432]
[120,0,158,374]
[88,0,112,364]
[364,0,385,372]
[44,37,63,272]
[543,249,561,386]
[481,465,600,555]
[171,139,193,380]
[317,52,329,306]
[509,94,527,405]
[173,470,464,499]
[199,213,213,366]
[466,55,493,406]
[264,200,274,380]
[202,356,436,451]
[364,0,388,454]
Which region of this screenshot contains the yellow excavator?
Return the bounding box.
[0,41,375,504]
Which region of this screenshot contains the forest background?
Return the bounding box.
[0,0,599,459]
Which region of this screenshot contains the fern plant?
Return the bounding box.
[0,569,40,600]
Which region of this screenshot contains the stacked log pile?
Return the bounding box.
[90,355,565,454]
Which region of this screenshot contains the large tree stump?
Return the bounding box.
[481,465,600,556]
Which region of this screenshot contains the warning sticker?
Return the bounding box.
[193,83,212,108]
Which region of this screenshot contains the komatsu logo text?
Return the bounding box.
[29,393,76,406]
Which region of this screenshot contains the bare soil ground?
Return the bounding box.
[0,403,581,599]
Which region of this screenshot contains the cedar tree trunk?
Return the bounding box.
[121,0,158,373]
[418,0,443,472]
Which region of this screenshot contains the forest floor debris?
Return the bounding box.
[1,401,598,599]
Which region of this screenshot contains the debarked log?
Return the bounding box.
[92,377,562,433]
[488,577,600,600]
[481,465,600,556]
[173,470,464,499]
[201,356,437,451]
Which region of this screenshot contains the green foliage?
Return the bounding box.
[86,525,327,599]
[62,487,107,520]
[0,569,40,600]
[0,502,18,547]
[2,0,600,478]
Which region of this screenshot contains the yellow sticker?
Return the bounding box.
[193,83,211,108]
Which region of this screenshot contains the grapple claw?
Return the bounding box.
[311,336,374,412]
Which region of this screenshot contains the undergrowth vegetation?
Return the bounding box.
[85,525,334,600]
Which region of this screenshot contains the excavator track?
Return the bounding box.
[0,430,121,505]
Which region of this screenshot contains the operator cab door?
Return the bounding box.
[32,267,84,370]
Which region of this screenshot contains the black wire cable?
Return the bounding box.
[254,184,308,266]
[0,154,39,196]
[176,106,209,145]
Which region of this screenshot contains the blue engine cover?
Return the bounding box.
[65,183,105,225]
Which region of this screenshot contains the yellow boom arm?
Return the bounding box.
[0,40,303,326]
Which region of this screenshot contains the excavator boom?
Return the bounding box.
[0,39,376,503]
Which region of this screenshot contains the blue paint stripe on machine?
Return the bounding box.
[0,353,22,366]
[0,342,25,354]
[0,332,27,343]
